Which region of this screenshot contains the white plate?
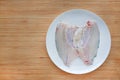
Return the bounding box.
[46,9,111,74]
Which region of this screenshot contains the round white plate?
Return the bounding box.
[46,9,111,74]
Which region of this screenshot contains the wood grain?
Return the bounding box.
[0,0,120,80]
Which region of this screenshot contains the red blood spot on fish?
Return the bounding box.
[87,21,92,28]
[85,60,88,63]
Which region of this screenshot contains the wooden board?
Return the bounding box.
[0,0,120,80]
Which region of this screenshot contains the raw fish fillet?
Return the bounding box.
[73,21,100,65]
[55,21,100,66]
[55,23,79,66]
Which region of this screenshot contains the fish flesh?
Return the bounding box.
[55,23,79,66]
[55,21,100,66]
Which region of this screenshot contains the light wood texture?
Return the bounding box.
[0,0,120,80]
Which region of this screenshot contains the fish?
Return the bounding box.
[73,21,100,65]
[55,23,79,66]
[55,20,100,66]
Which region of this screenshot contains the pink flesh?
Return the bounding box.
[87,20,93,27]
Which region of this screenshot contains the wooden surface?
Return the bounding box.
[0,0,120,80]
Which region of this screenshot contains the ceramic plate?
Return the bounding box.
[46,9,111,74]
